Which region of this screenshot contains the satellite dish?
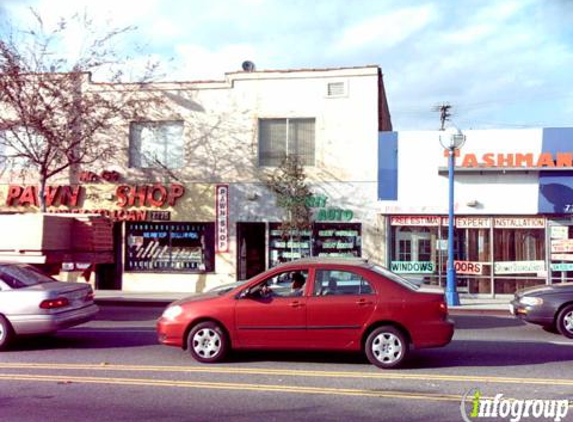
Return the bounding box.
[241,61,256,72]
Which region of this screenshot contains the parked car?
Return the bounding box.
[510,282,573,338]
[0,263,99,350]
[157,257,454,369]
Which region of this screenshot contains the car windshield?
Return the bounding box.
[370,264,420,291]
[0,265,55,289]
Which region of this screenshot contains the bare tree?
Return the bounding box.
[0,9,161,210]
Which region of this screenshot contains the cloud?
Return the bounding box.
[2,0,572,129]
[171,43,258,81]
[333,4,437,53]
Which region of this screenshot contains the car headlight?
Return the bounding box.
[519,296,543,306]
[162,305,183,319]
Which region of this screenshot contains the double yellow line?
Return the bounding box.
[0,372,461,401]
[1,363,572,402]
[2,362,573,387]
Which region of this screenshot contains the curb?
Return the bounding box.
[94,298,176,307]
[449,308,511,317]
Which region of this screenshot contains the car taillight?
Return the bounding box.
[40,297,70,309]
[438,301,448,317]
[85,291,95,302]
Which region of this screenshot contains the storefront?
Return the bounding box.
[0,174,382,292]
[388,215,546,294]
[378,127,573,295]
[233,188,378,282]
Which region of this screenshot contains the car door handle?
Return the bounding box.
[356,299,373,306]
[290,301,305,308]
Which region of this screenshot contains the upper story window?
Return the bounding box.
[258,118,315,167]
[129,121,185,169]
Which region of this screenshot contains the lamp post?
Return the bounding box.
[439,127,466,306]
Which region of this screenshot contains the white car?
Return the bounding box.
[0,263,99,350]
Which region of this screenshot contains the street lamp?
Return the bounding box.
[439,127,466,306]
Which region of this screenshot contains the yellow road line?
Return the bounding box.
[0,373,461,402]
[1,362,573,387]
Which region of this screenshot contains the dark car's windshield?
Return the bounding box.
[0,265,55,289]
[370,264,420,291]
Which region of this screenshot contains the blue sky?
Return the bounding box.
[1,0,572,130]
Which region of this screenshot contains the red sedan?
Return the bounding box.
[157,258,454,369]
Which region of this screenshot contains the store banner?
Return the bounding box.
[390,261,435,274]
[216,185,229,253]
[493,217,544,228]
[454,261,484,275]
[539,128,573,214]
[551,239,573,253]
[494,260,545,274]
[551,263,573,271]
[550,225,569,239]
[551,254,573,261]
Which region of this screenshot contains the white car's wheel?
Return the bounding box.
[556,304,573,339]
[187,321,228,363]
[365,326,408,369]
[0,315,14,351]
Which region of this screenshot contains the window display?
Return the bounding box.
[125,222,215,273]
[268,222,362,267]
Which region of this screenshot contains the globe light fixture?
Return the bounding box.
[439,127,466,306]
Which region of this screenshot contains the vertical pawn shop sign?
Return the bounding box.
[216,185,229,253]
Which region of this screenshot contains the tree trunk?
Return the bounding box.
[39,176,47,212]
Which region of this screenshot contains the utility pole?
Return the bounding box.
[435,103,452,130]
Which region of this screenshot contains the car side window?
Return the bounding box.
[257,270,308,298]
[313,270,374,296]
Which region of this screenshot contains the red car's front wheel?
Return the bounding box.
[187,321,229,363]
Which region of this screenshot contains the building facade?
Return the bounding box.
[378,127,573,296]
[0,65,392,292]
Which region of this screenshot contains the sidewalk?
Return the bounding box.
[94,290,512,315]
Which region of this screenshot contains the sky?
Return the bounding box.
[1,0,572,131]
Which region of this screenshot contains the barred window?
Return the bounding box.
[129,121,185,169]
[258,118,315,166]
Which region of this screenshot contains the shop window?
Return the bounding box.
[313,270,373,296]
[258,118,315,167]
[313,223,362,258]
[418,239,432,261]
[398,239,412,261]
[268,223,312,267]
[392,227,436,265]
[494,229,545,262]
[129,121,185,169]
[125,222,214,273]
[493,228,545,293]
[268,222,362,267]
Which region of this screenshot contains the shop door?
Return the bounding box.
[236,222,266,281]
[95,222,123,290]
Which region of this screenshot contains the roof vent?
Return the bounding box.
[242,61,256,72]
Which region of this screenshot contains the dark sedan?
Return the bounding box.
[510,283,573,338]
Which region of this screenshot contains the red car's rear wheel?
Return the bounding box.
[365,326,409,369]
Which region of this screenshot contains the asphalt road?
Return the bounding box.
[1,305,572,422]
